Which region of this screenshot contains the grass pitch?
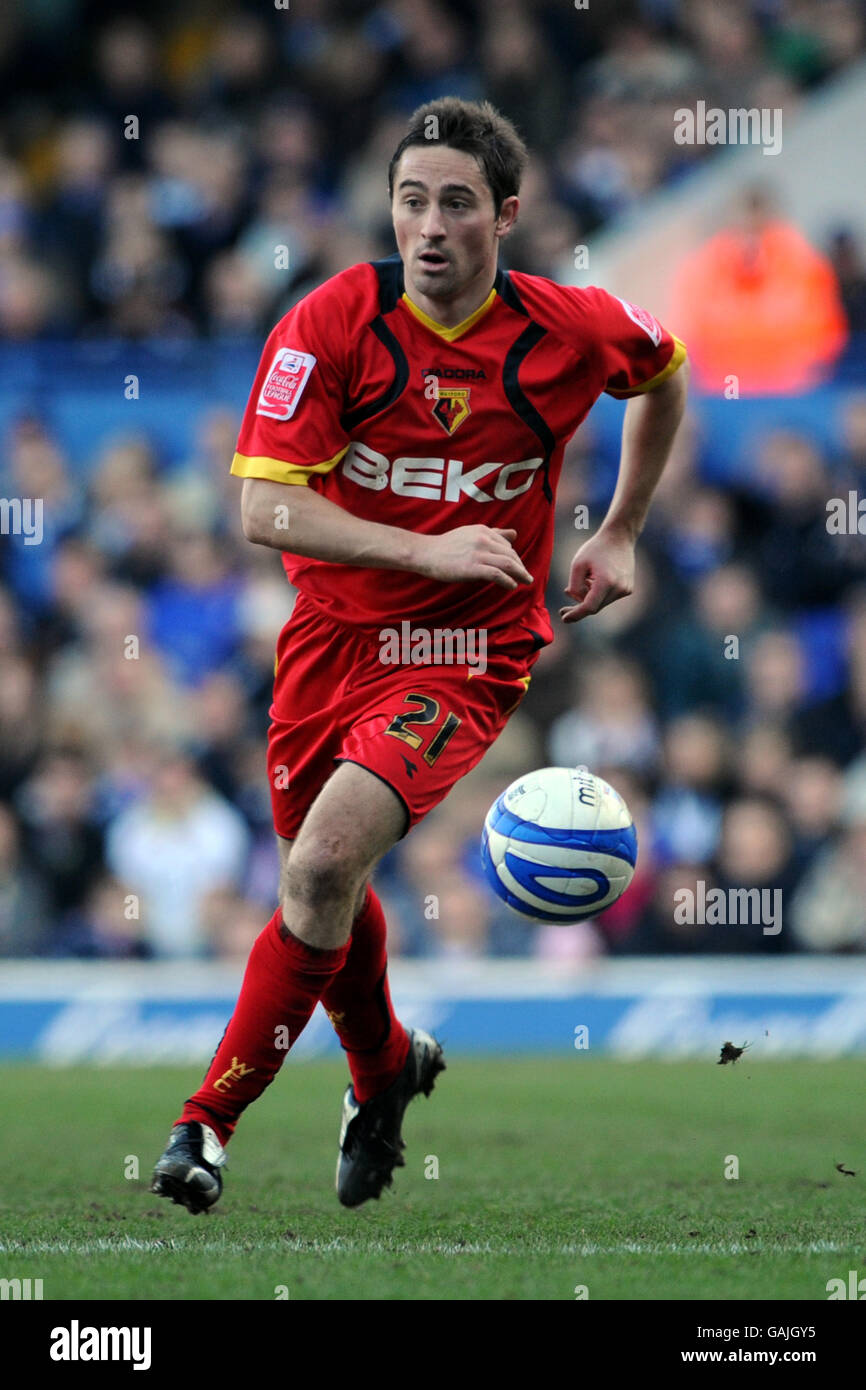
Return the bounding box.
[1,1058,863,1300]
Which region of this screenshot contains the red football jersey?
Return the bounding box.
[232,256,686,652]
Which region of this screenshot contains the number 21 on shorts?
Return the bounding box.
[384,694,461,767]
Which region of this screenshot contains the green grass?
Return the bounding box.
[1,1058,864,1300]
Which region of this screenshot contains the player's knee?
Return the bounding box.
[282,843,360,912]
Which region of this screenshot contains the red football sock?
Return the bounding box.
[178,906,349,1145]
[320,884,409,1103]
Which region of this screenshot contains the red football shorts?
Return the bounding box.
[267,592,539,840]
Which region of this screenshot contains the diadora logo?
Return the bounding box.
[341,442,543,502]
[421,366,487,380]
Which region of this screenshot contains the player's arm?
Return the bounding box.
[560,360,688,623]
[240,477,532,592]
[602,353,690,541]
[560,285,690,625]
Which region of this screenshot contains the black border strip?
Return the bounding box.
[502,322,555,502]
[341,257,409,430]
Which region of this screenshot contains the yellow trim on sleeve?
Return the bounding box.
[230,446,349,486]
[401,286,497,341]
[605,336,688,399]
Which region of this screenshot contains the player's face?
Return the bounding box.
[392,144,518,321]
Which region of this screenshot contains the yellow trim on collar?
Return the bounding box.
[401,286,497,342]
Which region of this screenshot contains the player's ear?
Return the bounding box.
[495,195,519,239]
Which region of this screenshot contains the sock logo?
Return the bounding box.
[213,1057,256,1093]
[326,1009,346,1026]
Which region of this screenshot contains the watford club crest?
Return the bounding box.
[432,386,471,435]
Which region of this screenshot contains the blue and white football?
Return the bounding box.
[480,767,637,924]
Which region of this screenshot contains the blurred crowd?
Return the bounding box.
[0,0,865,339]
[1,0,866,962]
[1,387,865,961]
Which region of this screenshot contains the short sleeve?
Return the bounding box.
[584,286,687,399]
[230,286,351,487]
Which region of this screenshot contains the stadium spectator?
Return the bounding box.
[705,796,798,952]
[198,888,267,964]
[741,430,857,611]
[0,803,50,957]
[651,714,728,867]
[163,406,245,533]
[670,189,848,394]
[15,750,105,921]
[631,862,714,954]
[835,393,866,490]
[0,651,42,802]
[425,870,492,960]
[45,581,194,753]
[549,654,660,776]
[145,529,242,687]
[2,419,83,612]
[50,874,152,959]
[828,229,866,335]
[86,436,171,588]
[790,758,866,950]
[735,722,795,801]
[105,750,250,958]
[783,756,845,875]
[37,118,115,321]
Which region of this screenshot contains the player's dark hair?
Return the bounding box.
[388,98,528,216]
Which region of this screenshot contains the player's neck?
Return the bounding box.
[403,269,497,330]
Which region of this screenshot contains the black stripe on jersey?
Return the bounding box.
[504,324,554,503]
[498,270,555,502]
[371,253,405,312]
[495,264,520,312]
[341,257,409,430]
[342,317,409,429]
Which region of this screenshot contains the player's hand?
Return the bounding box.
[559,527,635,623]
[414,526,532,590]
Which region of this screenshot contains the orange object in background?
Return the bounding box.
[671,191,849,395]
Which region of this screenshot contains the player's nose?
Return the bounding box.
[420,209,446,239]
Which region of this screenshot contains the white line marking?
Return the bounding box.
[0,1238,854,1257]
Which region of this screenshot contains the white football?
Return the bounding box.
[480,767,637,923]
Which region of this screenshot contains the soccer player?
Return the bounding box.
[151,97,688,1212]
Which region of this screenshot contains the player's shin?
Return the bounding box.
[177,905,350,1143]
[320,884,410,1102]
